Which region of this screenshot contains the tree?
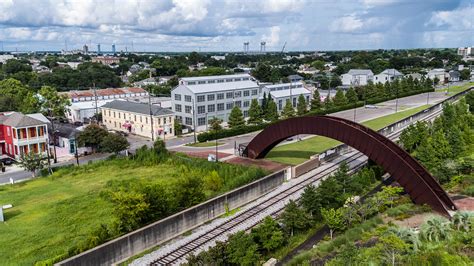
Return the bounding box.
[247,99,263,125]
[228,106,245,128]
[376,234,410,266]
[208,117,223,131]
[346,87,358,104]
[375,186,404,209]
[297,94,307,116]
[0,78,37,113]
[174,119,183,136]
[226,231,260,265]
[464,91,474,113]
[174,175,206,208]
[17,152,46,177]
[99,133,130,154]
[280,200,310,236]
[300,185,320,218]
[311,60,326,71]
[320,207,345,239]
[265,98,279,122]
[77,124,109,152]
[252,216,284,252]
[203,170,222,192]
[310,90,323,111]
[261,92,268,112]
[451,211,473,232]
[281,100,295,119]
[110,190,149,232]
[153,139,168,155]
[333,89,348,107]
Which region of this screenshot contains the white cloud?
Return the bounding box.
[262,26,280,47]
[427,5,474,30]
[330,15,364,33]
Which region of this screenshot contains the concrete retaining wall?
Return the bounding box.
[57,169,287,266]
[292,156,320,178]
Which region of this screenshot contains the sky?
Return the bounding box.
[0,0,473,52]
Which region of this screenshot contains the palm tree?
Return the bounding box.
[420,216,452,242]
[451,211,473,232]
[390,227,421,251]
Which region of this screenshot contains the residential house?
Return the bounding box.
[101,100,175,139]
[262,82,311,112]
[133,77,158,87]
[92,56,120,66]
[427,69,448,84]
[288,74,304,83]
[171,73,260,131]
[449,70,461,82]
[341,69,374,86]
[405,73,423,81]
[61,87,148,103]
[374,69,403,84]
[0,112,49,159]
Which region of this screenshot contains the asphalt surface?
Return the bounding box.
[0,85,463,185]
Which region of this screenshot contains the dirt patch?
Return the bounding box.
[453,196,474,211]
[225,157,289,172]
[386,213,433,228]
[182,151,233,160]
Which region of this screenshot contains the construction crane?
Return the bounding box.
[281,41,287,54]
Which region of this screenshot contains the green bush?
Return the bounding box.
[462,185,474,196]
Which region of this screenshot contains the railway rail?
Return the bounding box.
[139,106,445,266]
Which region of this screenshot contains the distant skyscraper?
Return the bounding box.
[112,43,116,54]
[97,43,101,54]
[83,44,89,54]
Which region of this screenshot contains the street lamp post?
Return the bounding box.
[74,137,79,166]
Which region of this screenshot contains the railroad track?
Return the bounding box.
[142,108,444,266]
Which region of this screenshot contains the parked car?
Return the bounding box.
[365,104,378,109]
[0,156,16,166]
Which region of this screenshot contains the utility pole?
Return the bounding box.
[145,85,155,141]
[394,69,399,113]
[93,82,99,122]
[48,108,58,164]
[192,98,197,143]
[74,137,79,166]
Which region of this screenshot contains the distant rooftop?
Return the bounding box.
[61,87,148,99]
[347,69,374,75]
[101,100,174,116]
[0,112,48,127]
[269,87,311,98]
[379,69,403,76]
[180,73,252,82]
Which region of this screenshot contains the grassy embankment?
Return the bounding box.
[266,105,431,165]
[0,156,265,265]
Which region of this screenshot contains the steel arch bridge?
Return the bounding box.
[243,116,457,217]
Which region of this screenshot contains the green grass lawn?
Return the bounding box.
[0,156,265,265]
[185,141,224,147]
[266,105,431,165]
[436,82,474,95]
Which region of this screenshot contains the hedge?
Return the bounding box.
[196,87,435,142]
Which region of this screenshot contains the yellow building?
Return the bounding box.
[101,100,175,139]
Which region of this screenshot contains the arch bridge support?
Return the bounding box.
[243,116,457,217]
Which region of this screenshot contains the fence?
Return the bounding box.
[58,169,288,266]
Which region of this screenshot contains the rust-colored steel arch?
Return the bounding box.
[244,116,456,216]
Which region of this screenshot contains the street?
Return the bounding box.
[0,87,464,185]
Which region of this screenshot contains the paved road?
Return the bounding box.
[0,85,464,185]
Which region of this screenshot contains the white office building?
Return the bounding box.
[262,82,311,112]
[171,74,260,132]
[341,69,374,86]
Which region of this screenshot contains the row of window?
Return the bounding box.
[186,77,250,85]
[176,100,251,114]
[103,109,171,125]
[178,111,249,126]
[174,89,258,103]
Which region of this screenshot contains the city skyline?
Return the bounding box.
[0,0,473,52]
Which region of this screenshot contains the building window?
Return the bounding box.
[198,117,206,126]
[197,105,206,114]
[234,91,241,98]
[226,78,233,82]
[208,80,215,83]
[185,105,192,114]
[113,112,116,118]
[243,90,250,97]
[217,103,224,111]
[174,94,181,101]
[226,92,233,99]
[217,79,224,83]
[188,81,196,85]
[243,101,250,107]
[134,115,136,122]
[198,81,206,84]
[175,104,182,112]
[207,94,215,101]
[217,93,224,100]
[208,104,215,112]
[118,113,121,119]
[185,117,192,125]
[293,97,297,107]
[145,117,148,123]
[197,95,205,102]
[278,100,282,110]
[243,77,250,81]
[243,110,249,117]
[185,95,192,102]
[226,102,233,110]
[235,101,242,108]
